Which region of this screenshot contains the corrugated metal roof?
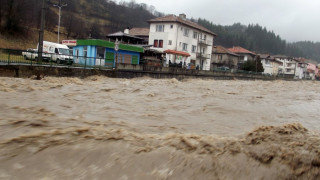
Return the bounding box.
[107,31,144,40]
[76,39,144,53]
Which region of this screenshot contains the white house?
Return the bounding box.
[260,54,282,76]
[148,14,216,70]
[274,55,299,75]
[294,61,308,79]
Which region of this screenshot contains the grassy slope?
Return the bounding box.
[0,30,69,50]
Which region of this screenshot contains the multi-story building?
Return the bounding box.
[211,45,240,70]
[148,14,216,70]
[274,55,298,75]
[260,55,282,75]
[228,46,256,69]
[306,63,318,80]
[294,61,308,79]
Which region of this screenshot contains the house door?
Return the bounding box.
[105,51,115,68]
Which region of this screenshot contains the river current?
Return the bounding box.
[0,76,319,179]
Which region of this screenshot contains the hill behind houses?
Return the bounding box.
[0,0,159,49]
[0,0,319,63]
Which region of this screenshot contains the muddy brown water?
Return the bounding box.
[0,76,319,179]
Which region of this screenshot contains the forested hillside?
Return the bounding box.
[0,0,160,41]
[196,19,320,62]
[0,0,319,62]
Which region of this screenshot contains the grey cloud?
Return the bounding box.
[127,0,320,42]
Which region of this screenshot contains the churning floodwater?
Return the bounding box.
[0,76,319,179]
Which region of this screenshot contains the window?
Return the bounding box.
[193,31,198,39]
[159,40,163,48]
[154,40,159,47]
[96,47,105,59]
[183,43,188,51]
[83,46,87,57]
[170,25,173,29]
[156,25,164,32]
[154,40,163,48]
[184,28,189,37]
[203,34,207,40]
[192,45,197,53]
[168,40,172,45]
[218,55,222,60]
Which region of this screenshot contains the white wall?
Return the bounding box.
[149,22,214,70]
[261,59,273,74]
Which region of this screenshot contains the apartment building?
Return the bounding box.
[260,55,282,75]
[148,14,216,70]
[274,55,298,75]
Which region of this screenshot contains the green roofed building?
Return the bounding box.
[73,39,143,68]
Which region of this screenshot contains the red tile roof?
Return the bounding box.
[129,28,150,37]
[213,46,239,56]
[164,49,190,57]
[148,15,216,36]
[228,46,256,55]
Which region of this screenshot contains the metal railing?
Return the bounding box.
[0,48,296,79]
[0,48,114,70]
[198,39,212,46]
[196,53,211,59]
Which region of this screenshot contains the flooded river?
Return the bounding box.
[0,76,319,179]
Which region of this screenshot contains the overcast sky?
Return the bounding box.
[122,0,320,42]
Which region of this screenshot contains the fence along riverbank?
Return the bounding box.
[0,48,295,80]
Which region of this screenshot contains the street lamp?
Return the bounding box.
[53,0,67,43]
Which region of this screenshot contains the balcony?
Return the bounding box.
[285,65,296,70]
[196,53,211,59]
[198,39,212,46]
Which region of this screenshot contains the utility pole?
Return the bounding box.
[114,38,119,69]
[38,0,46,64]
[53,0,67,43]
[255,57,257,73]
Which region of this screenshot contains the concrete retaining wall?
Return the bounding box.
[0,64,294,81]
[0,65,115,78]
[116,64,292,80]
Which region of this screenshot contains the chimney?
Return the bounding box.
[179,14,186,20]
[124,27,130,34]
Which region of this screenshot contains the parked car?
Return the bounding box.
[216,66,230,71]
[22,48,37,60]
[22,48,51,61]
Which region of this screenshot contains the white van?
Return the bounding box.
[40,41,73,64]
